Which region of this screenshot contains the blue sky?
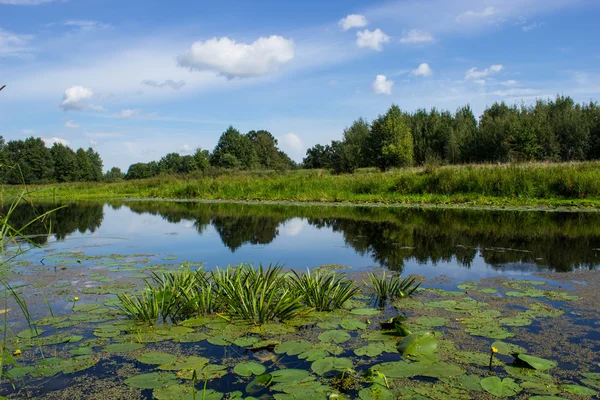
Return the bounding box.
[0,0,599,171]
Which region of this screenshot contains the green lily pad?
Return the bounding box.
[124,372,178,389]
[17,328,44,339]
[517,354,557,371]
[234,337,259,347]
[318,330,350,344]
[562,384,598,396]
[341,317,368,330]
[270,369,311,383]
[355,341,398,357]
[311,357,352,376]
[375,361,464,378]
[397,331,438,360]
[491,341,527,356]
[350,308,381,316]
[153,384,222,400]
[69,347,93,356]
[358,385,395,400]
[234,362,266,377]
[520,381,560,395]
[504,366,552,383]
[158,356,209,371]
[298,348,329,362]
[103,343,144,353]
[454,351,503,367]
[480,377,522,397]
[275,340,312,356]
[137,352,178,365]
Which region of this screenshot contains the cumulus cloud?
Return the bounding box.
[42,137,70,147]
[339,14,368,31]
[412,63,433,77]
[400,29,434,44]
[65,120,80,129]
[280,133,303,152]
[457,6,497,21]
[179,144,193,154]
[356,29,390,51]
[372,75,394,95]
[113,109,141,119]
[59,85,102,111]
[142,79,186,90]
[465,64,504,80]
[177,35,295,79]
[0,28,33,57]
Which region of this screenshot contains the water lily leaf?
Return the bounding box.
[504,366,552,383]
[234,362,266,377]
[441,375,486,392]
[499,317,532,327]
[520,381,560,395]
[424,300,457,309]
[562,384,598,396]
[72,303,101,312]
[69,347,93,356]
[298,348,328,362]
[234,337,259,347]
[250,323,295,335]
[354,341,398,357]
[60,356,98,374]
[153,384,222,400]
[411,317,448,328]
[178,364,227,380]
[158,356,209,371]
[270,369,311,383]
[252,339,281,349]
[275,340,312,356]
[358,385,395,400]
[179,317,213,327]
[517,354,557,371]
[124,372,178,389]
[350,308,381,316]
[17,328,44,339]
[137,352,178,365]
[317,320,340,329]
[318,330,350,344]
[491,341,527,356]
[311,357,352,376]
[207,335,233,346]
[454,351,503,367]
[397,331,438,360]
[173,332,209,343]
[479,288,498,294]
[271,379,331,399]
[246,373,273,394]
[341,317,368,330]
[103,343,144,353]
[480,377,522,397]
[4,366,34,379]
[375,361,463,378]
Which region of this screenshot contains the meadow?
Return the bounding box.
[6,161,600,209]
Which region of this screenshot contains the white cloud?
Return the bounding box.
[65,120,80,129]
[0,28,33,57]
[59,85,106,111]
[142,79,186,90]
[280,219,304,237]
[400,29,434,44]
[465,64,504,80]
[412,63,433,77]
[177,35,295,79]
[42,137,70,147]
[64,20,111,32]
[339,14,368,31]
[114,109,141,119]
[502,80,518,86]
[457,6,497,21]
[22,129,35,135]
[279,133,303,154]
[179,144,193,154]
[492,88,541,97]
[356,29,390,51]
[522,22,544,32]
[372,74,394,95]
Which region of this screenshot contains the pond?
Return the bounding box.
[1,201,600,399]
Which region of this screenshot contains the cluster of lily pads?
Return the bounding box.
[2,255,600,399]
[117,264,420,325]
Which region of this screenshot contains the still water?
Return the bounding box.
[17,200,600,279]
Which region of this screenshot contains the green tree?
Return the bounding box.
[104,167,125,182]
[86,148,104,181]
[247,130,289,170]
[75,148,92,181]
[158,152,183,174]
[453,105,479,163]
[303,144,331,169]
[50,143,78,182]
[192,148,210,171]
[211,126,258,169]
[341,118,371,171]
[368,105,414,171]
[126,163,156,180]
[4,137,54,184]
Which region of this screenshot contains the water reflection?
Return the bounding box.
[6,201,600,273]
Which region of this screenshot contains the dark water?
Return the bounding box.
[12,200,600,279]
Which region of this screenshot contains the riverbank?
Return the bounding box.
[5,161,600,210]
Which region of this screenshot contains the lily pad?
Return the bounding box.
[491,341,527,356]
[234,362,266,377]
[480,377,522,397]
[562,384,598,396]
[350,308,381,316]
[311,357,352,376]
[341,317,368,331]
[275,340,312,356]
[355,342,398,357]
[153,384,222,400]
[397,331,438,360]
[103,343,144,353]
[517,354,557,371]
[318,330,350,344]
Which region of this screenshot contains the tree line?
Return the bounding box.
[0,136,104,184]
[303,95,600,173]
[124,127,296,180]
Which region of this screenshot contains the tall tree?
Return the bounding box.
[211,126,258,169]
[368,105,414,171]
[50,143,78,182]
[86,148,104,181]
[75,148,92,181]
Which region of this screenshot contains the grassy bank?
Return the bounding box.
[5,161,600,208]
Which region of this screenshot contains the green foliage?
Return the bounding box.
[211,126,258,169]
[369,105,414,170]
[366,271,420,303]
[290,269,359,311]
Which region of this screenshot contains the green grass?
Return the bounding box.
[7,161,600,208]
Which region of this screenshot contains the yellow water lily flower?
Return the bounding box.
[73,296,79,302]
[491,346,499,353]
[13,349,21,356]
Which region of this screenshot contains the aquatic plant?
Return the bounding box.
[366,271,420,304]
[212,264,304,324]
[290,269,358,311]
